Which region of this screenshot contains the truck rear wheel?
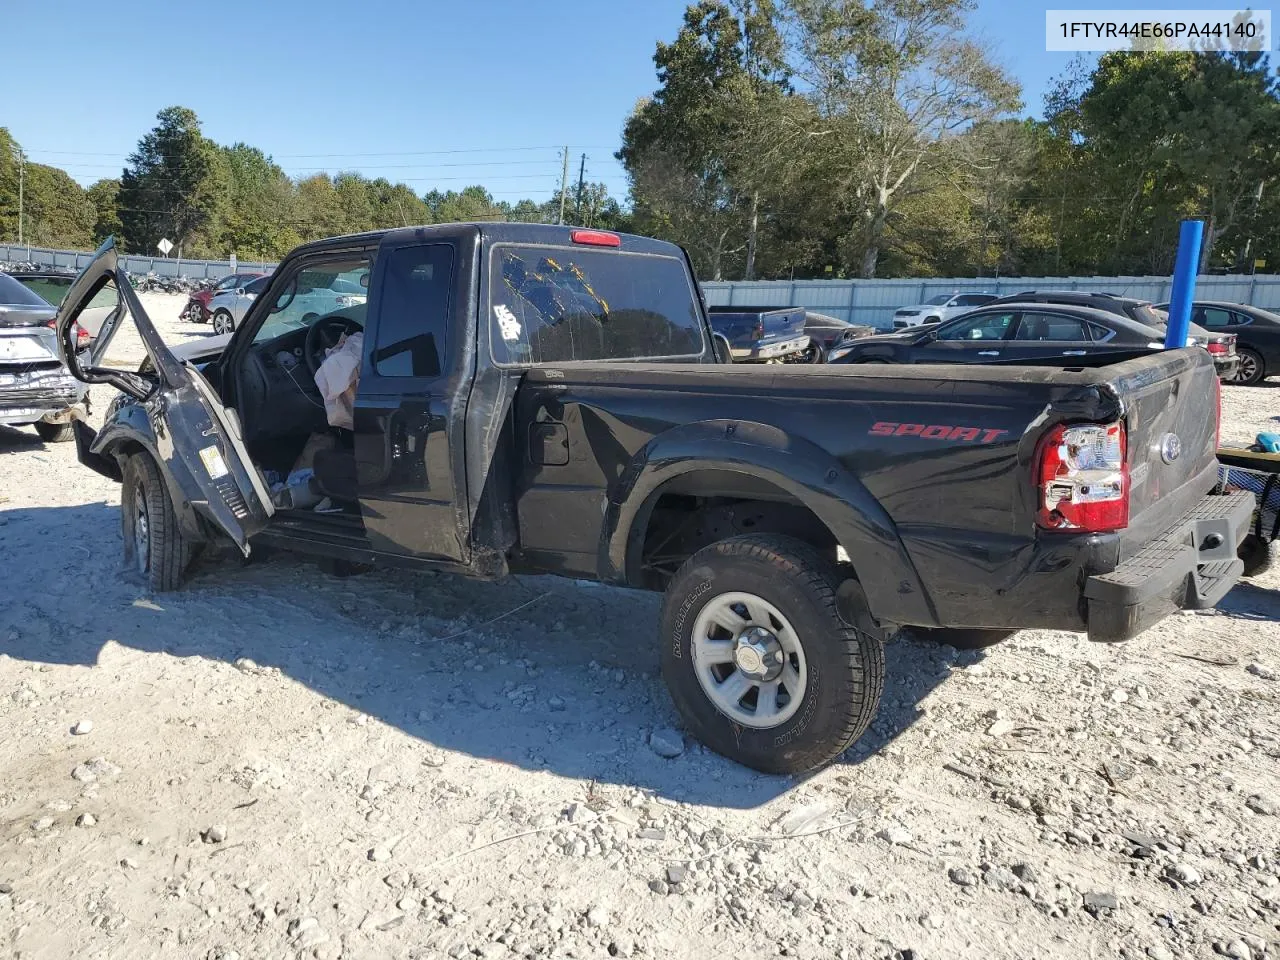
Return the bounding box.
[121,453,197,592]
[659,534,885,774]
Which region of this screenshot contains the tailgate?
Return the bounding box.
[759,308,805,342]
[1115,348,1220,558]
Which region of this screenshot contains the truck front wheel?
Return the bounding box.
[659,534,885,774]
[121,453,197,592]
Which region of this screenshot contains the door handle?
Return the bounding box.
[978,350,1000,356]
[1062,350,1086,356]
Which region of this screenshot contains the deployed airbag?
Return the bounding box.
[314,332,363,430]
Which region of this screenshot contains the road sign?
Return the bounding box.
[157,238,173,256]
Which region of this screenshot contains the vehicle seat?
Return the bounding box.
[1023,318,1050,341]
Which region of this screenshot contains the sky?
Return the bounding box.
[0,0,1222,204]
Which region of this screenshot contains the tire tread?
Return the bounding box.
[663,533,885,773]
[122,453,194,592]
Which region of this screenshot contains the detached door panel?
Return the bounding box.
[354,241,468,563]
[56,239,273,552]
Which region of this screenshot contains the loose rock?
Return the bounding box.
[877,826,913,846]
[1083,891,1119,914]
[649,728,684,759]
[202,825,227,844]
[71,719,93,736]
[1246,795,1276,816]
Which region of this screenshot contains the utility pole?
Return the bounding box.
[558,147,570,225]
[574,153,586,224]
[9,143,25,247]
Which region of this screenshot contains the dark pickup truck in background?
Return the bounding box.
[57,226,1253,774]
[707,305,812,362]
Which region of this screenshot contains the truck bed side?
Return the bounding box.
[509,351,1219,633]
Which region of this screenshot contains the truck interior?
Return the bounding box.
[228,258,375,517]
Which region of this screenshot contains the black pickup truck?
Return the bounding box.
[56,226,1253,774]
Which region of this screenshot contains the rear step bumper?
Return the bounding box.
[1084,490,1255,642]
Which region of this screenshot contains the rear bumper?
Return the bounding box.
[732,335,811,361]
[1084,489,1254,642]
[0,374,87,425]
[1214,356,1240,380]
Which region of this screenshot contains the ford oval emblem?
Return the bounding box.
[1160,433,1182,464]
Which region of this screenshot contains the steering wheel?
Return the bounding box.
[305,314,364,378]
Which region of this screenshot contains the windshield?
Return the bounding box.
[489,245,704,364]
[254,261,370,343]
[0,272,58,308]
[924,295,952,306]
[1134,304,1168,327]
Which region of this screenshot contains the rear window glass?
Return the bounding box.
[489,246,704,364]
[0,272,57,308]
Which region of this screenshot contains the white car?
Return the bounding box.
[891,292,998,329]
[208,274,368,334]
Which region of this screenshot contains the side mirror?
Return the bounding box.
[235,287,245,296]
[712,333,733,364]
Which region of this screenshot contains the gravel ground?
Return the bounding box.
[2,298,1278,960]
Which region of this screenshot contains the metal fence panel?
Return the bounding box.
[702,274,1280,328]
[5,242,1280,321]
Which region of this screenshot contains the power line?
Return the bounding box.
[23,144,621,159]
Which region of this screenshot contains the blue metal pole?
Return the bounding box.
[1165,218,1205,349]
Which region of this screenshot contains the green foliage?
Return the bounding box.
[86,179,122,246]
[0,127,96,249]
[619,2,1278,280]
[118,106,227,257]
[0,109,627,262]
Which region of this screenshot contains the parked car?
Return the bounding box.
[828,302,1239,379]
[0,271,91,442]
[802,311,876,361]
[891,292,997,328]
[707,305,811,361]
[208,276,273,333]
[989,291,1238,380]
[182,272,267,323]
[57,228,1251,774]
[9,270,115,338]
[1153,301,1280,386]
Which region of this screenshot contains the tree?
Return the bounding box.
[118,106,227,256]
[787,0,1022,277]
[620,1,794,279]
[86,179,123,245]
[0,128,95,249]
[214,144,298,259]
[1039,50,1280,274]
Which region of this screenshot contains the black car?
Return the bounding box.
[1153,300,1280,386]
[988,291,1238,379]
[826,302,1205,368]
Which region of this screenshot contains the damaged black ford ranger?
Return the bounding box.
[56,226,1254,773]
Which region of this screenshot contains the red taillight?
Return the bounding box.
[570,229,621,247]
[1035,421,1129,533]
[1206,341,1228,356]
[47,319,90,349]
